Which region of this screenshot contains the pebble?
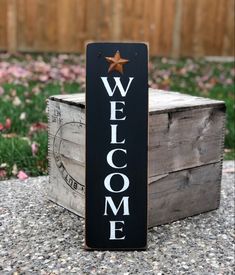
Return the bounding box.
[0,161,234,274]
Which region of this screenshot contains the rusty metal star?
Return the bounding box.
[105,50,129,74]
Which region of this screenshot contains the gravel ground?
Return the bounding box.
[0,161,234,275]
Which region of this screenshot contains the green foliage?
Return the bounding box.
[0,82,80,178]
[0,55,234,179]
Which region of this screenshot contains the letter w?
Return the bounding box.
[104,196,130,216]
[101,77,134,97]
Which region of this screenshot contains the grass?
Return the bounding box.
[0,54,234,179]
[0,81,81,178]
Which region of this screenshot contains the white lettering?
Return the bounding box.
[109,221,125,240]
[104,196,129,216]
[104,173,129,193]
[101,77,134,97]
[106,149,127,169]
[110,124,125,144]
[110,101,126,120]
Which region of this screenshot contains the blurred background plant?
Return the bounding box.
[0,53,234,179]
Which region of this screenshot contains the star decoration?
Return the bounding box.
[105,50,129,74]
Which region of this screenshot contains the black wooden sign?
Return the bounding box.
[85,42,148,250]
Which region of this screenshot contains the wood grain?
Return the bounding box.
[0,0,234,56]
[7,0,17,52]
[0,0,7,49]
[51,89,225,113]
[148,162,221,226]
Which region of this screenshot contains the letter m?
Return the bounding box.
[101,77,134,97]
[104,196,130,216]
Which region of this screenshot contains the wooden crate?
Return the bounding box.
[47,89,226,227]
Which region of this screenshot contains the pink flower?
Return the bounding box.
[31,142,38,156]
[39,75,49,82]
[0,86,4,95]
[29,122,47,135]
[5,118,11,129]
[60,67,70,78]
[0,169,7,179]
[17,170,28,180]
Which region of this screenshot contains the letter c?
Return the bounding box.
[106,149,127,169]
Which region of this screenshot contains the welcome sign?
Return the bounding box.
[85,43,148,250]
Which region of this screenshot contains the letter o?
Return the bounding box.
[104,173,129,193]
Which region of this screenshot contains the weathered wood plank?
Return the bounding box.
[50,89,224,112]
[48,136,85,218]
[148,162,221,227]
[180,0,197,56]
[0,0,7,49]
[47,156,85,217]
[222,0,235,55]
[7,0,17,53]
[47,99,85,137]
[149,106,225,176]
